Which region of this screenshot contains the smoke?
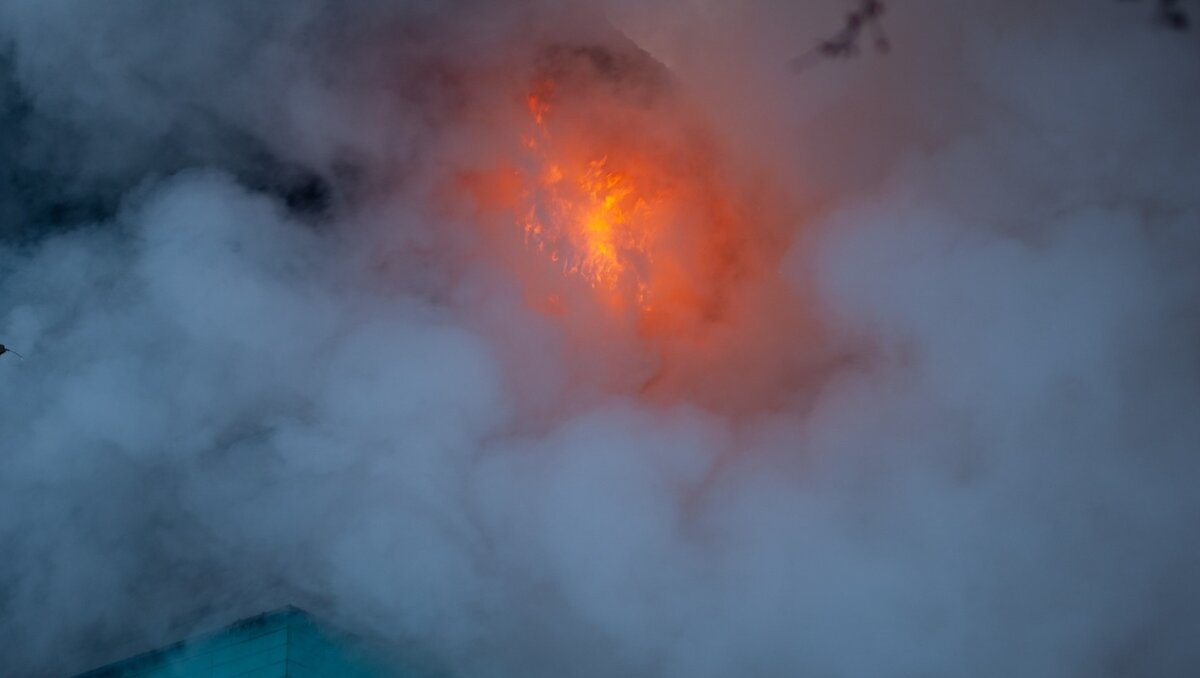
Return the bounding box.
[2,0,1199,676]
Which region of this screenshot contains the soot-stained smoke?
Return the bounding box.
[2,1,1200,676]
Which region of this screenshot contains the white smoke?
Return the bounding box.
[1,0,1198,676]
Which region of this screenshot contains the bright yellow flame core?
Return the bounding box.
[520,89,664,309]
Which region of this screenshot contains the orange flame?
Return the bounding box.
[518,85,666,311]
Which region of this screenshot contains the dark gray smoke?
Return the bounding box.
[2,1,1199,676]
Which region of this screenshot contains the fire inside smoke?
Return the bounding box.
[457,42,811,407]
[519,79,665,311]
[498,45,752,335]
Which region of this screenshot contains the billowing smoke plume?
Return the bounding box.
[2,0,1199,676]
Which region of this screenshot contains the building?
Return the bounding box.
[73,606,435,678]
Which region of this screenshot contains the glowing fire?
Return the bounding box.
[448,49,804,408]
[518,83,665,310]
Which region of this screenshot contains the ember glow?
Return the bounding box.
[445,43,815,410]
[502,52,757,340]
[519,83,666,311]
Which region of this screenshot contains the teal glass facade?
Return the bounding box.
[74,607,420,678]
